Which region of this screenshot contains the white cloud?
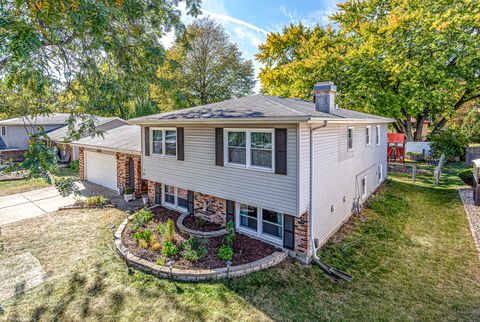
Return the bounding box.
[202,10,268,35]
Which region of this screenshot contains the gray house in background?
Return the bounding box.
[0,113,72,151]
[129,81,392,262]
[46,116,127,162]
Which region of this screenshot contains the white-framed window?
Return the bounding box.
[236,203,284,243]
[376,125,381,145]
[163,184,188,211]
[224,129,274,171]
[150,128,176,157]
[365,126,371,145]
[378,164,383,182]
[1,126,6,137]
[347,127,354,151]
[361,176,367,199]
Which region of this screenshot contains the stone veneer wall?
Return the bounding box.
[79,147,85,180]
[116,153,142,197]
[194,192,227,226]
[294,211,311,260]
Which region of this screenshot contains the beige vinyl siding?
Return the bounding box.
[310,123,388,246]
[298,122,310,215]
[142,124,299,216]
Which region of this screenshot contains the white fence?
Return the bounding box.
[405,141,432,156]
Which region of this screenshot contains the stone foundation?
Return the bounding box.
[194,192,227,226]
[294,211,311,260]
[116,153,142,197]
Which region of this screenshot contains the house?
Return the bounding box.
[128,81,391,262]
[71,125,142,197]
[46,116,127,162]
[0,113,72,161]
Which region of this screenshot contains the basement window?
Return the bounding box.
[1,126,6,136]
[361,176,367,199]
[347,127,354,151]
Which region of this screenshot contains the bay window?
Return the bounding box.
[225,129,274,171]
[151,128,176,157]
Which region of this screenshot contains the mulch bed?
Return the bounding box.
[122,206,279,269]
[183,215,224,232]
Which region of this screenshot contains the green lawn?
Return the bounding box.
[0,163,479,321]
[0,167,78,196]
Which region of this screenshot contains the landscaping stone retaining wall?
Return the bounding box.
[176,213,227,238]
[194,192,226,226]
[115,217,287,281]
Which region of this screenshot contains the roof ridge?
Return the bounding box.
[262,95,308,116]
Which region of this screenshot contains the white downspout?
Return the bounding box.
[309,121,328,261]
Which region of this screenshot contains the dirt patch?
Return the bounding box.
[122,207,278,269]
[183,215,224,232]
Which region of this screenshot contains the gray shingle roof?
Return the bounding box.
[0,113,73,126]
[129,94,392,124]
[71,125,141,153]
[46,116,121,142]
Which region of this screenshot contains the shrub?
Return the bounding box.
[69,160,79,172]
[181,237,208,262]
[85,195,111,207]
[124,186,133,194]
[134,229,153,243]
[458,169,475,186]
[223,221,236,246]
[156,219,175,242]
[155,257,166,266]
[162,241,178,258]
[217,244,234,261]
[430,127,468,161]
[138,239,148,249]
[151,241,162,251]
[132,209,154,231]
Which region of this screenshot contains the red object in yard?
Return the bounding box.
[388,133,405,163]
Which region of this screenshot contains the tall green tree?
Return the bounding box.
[152,18,255,110]
[257,0,480,141]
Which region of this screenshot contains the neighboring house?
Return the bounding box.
[72,125,142,197]
[128,81,392,262]
[0,113,72,150]
[46,116,127,162]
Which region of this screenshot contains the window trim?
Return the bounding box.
[224,128,275,173]
[162,184,188,212]
[1,126,6,137]
[347,127,354,151]
[235,203,284,245]
[150,127,177,158]
[376,125,381,146]
[365,126,371,145]
[361,176,367,199]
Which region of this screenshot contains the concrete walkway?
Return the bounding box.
[0,182,143,226]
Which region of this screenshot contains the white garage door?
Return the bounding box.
[85,151,117,190]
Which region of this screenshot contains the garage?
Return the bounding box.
[85,151,117,190]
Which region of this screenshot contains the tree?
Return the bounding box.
[0,0,200,192]
[257,0,480,141]
[152,18,255,110]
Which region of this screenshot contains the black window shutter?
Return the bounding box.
[283,214,295,250]
[177,127,184,161]
[187,190,194,215]
[145,127,150,156]
[155,183,161,205]
[226,200,235,223]
[275,128,287,175]
[215,128,224,166]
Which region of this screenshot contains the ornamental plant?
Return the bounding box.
[156,219,175,242]
[223,221,236,246]
[181,237,208,262]
[162,241,178,258]
[217,244,234,261]
[132,209,154,231]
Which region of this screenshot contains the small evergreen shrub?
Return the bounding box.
[132,209,154,231]
[458,169,475,186]
[124,186,133,194]
[85,195,111,206]
[223,221,236,246]
[69,160,80,172]
[217,244,234,261]
[162,241,178,258]
[134,229,153,243]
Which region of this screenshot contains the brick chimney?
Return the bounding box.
[313,81,336,114]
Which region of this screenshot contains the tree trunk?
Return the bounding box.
[413,114,427,141]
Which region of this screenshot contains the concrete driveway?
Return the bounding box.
[0,186,78,225]
[0,181,144,226]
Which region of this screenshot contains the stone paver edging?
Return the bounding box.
[458,188,480,258]
[176,213,227,238]
[114,217,287,281]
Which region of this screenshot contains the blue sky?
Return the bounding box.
[163,0,342,92]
